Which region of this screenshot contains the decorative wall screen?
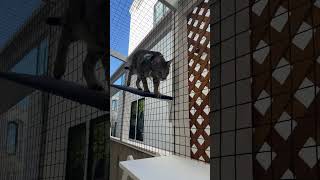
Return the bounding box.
[187,0,210,163]
[251,0,320,179]
[211,0,320,179]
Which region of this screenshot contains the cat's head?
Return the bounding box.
[151,54,171,80]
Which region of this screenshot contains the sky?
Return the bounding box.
[110,0,133,85]
[0,0,42,49]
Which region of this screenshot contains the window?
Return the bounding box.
[111,100,118,111]
[121,74,126,85]
[65,115,109,180]
[65,123,86,180]
[87,117,109,180]
[7,122,18,154]
[129,98,145,141]
[153,1,169,25]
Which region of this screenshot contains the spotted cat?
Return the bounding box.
[125,49,171,96]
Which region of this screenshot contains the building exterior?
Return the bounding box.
[112,0,211,162]
[0,0,211,179]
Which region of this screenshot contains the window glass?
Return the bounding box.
[37,39,49,75]
[121,74,126,85]
[112,100,118,111]
[87,119,109,180]
[154,1,169,25]
[136,98,145,141]
[7,122,18,154]
[129,98,145,141]
[129,101,137,139]
[65,123,86,180]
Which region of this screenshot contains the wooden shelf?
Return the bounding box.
[119,155,209,180]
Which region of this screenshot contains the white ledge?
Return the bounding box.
[119,155,210,180]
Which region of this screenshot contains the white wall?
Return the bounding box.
[128,0,158,54]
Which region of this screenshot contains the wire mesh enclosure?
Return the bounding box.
[0,0,109,179]
[0,0,211,179]
[110,0,211,164]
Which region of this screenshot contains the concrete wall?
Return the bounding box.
[110,139,153,180]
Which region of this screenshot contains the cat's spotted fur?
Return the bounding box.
[126,49,171,96]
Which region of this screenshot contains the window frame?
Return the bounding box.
[129,98,145,141]
[6,121,18,155]
[153,1,169,25]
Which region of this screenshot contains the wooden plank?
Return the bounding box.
[111,84,173,100]
[119,155,210,180]
[0,72,109,111]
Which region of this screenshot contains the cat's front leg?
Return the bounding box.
[136,77,142,90]
[141,78,150,93]
[127,71,132,87]
[153,79,161,98]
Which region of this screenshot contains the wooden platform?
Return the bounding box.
[119,155,210,180]
[0,72,108,111]
[111,84,173,100]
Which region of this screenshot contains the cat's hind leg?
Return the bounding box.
[83,52,104,91]
[100,53,109,93]
[141,77,150,93]
[153,79,160,97]
[53,29,72,79]
[127,71,132,87]
[136,77,142,90]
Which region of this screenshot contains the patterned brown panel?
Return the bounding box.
[251,0,320,179]
[187,0,210,162]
